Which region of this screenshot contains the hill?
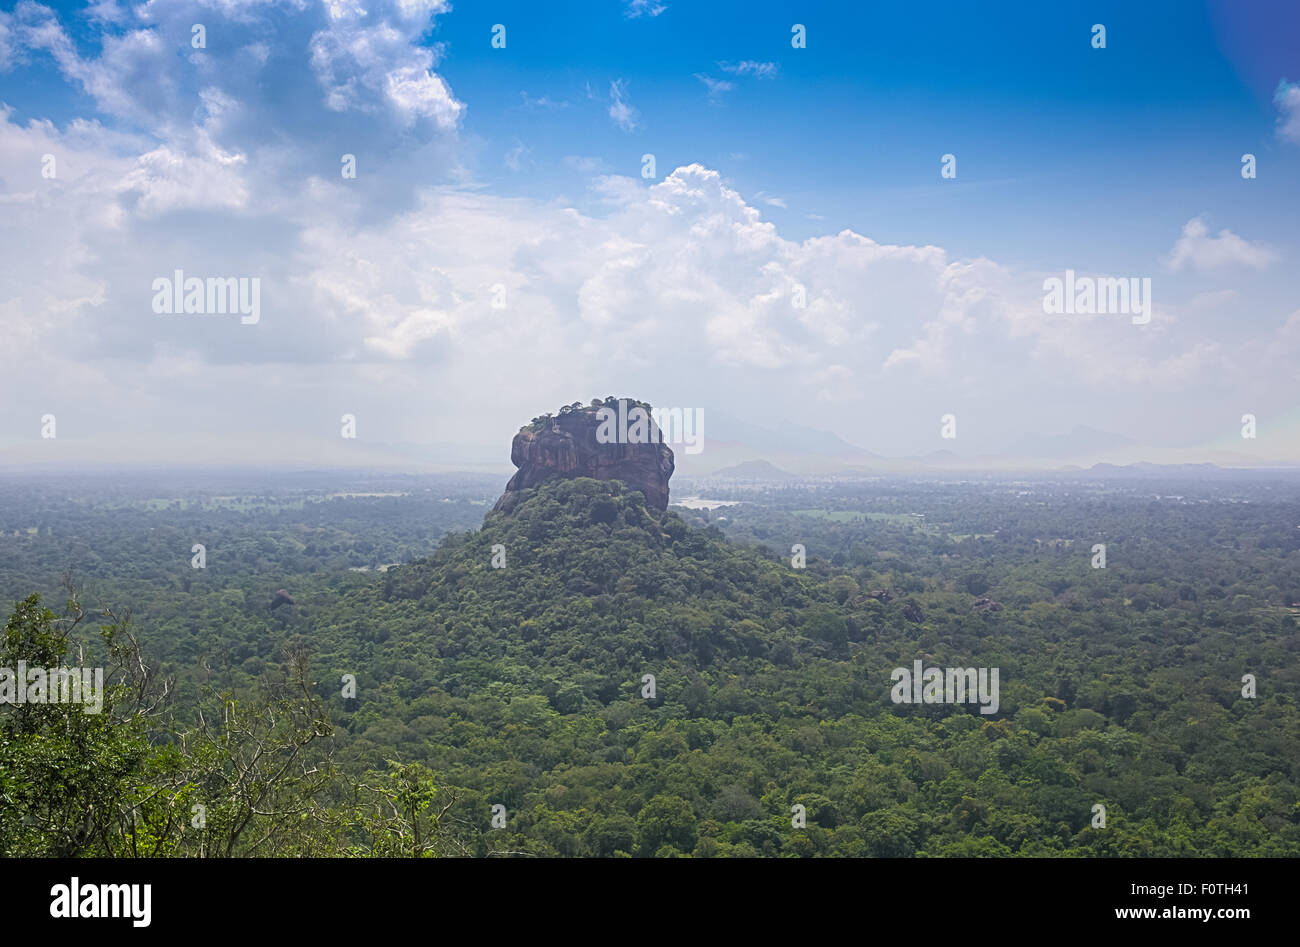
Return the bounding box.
[289,473,1299,857]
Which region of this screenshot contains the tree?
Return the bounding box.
[635,795,697,856]
[1,592,340,857]
[336,761,470,857]
[0,591,165,856]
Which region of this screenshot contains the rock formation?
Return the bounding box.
[493,398,675,513]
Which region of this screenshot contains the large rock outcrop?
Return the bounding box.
[493,399,675,513]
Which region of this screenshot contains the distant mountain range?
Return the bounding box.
[703,410,876,458]
[1004,425,1135,460]
[671,418,1299,477]
[5,414,1295,476]
[705,459,797,481]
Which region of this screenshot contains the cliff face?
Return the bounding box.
[493,400,675,512]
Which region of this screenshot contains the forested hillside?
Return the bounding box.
[2,472,1298,856]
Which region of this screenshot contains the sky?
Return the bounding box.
[0,0,1298,470]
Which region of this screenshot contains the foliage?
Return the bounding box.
[2,471,1298,856]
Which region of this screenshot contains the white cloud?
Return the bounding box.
[384,66,461,126]
[505,140,531,172]
[719,61,778,79]
[695,74,735,101]
[9,5,175,127]
[394,0,452,21]
[309,20,463,128]
[84,1,129,25]
[0,128,1225,404]
[0,14,14,71]
[0,3,1285,465]
[119,138,249,215]
[563,155,608,173]
[608,79,639,131]
[1167,217,1278,271]
[518,91,569,110]
[624,0,667,18]
[10,0,460,133]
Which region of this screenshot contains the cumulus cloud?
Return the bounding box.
[119,138,250,215]
[1167,217,1278,271]
[0,5,1282,461]
[309,14,462,128]
[0,0,467,234]
[0,96,1249,458]
[5,0,461,142]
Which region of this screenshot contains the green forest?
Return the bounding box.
[1,469,1298,857]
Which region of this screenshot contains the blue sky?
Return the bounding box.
[14,0,1296,257]
[1,0,1298,469]
[448,1,1300,252]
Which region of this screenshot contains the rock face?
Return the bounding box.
[493,399,675,513]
